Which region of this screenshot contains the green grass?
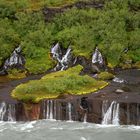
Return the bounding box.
[12,65,108,103]
[4,0,90,11]
[98,72,115,80]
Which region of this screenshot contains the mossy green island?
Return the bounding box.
[12,65,108,103]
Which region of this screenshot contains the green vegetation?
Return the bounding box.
[98,72,114,80]
[7,69,26,79]
[12,65,108,103]
[0,0,140,74]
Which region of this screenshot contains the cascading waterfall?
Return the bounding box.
[112,103,120,125]
[0,102,16,121]
[45,100,54,120]
[7,104,16,121]
[49,100,53,120]
[67,102,72,121]
[92,47,104,65]
[0,46,25,76]
[102,101,120,125]
[51,43,76,71]
[83,113,87,123]
[0,102,7,121]
[60,47,72,71]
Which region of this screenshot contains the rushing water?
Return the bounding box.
[0,120,140,140]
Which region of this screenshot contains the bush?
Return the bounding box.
[98,72,115,80]
[12,65,108,103]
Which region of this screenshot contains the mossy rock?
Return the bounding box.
[7,69,26,79]
[12,65,108,103]
[133,61,140,69]
[98,71,115,80]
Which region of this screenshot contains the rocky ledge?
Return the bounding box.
[0,69,140,125]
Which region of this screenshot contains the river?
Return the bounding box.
[0,120,140,140]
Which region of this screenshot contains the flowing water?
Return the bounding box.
[0,120,140,140]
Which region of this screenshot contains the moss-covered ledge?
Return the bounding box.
[11,65,108,103]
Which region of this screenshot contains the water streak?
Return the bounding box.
[83,113,87,123]
[0,102,7,121]
[7,104,16,121]
[102,101,120,125]
[67,103,72,121]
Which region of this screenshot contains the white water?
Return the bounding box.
[46,100,54,120]
[0,102,7,121]
[83,113,87,123]
[68,102,72,121]
[113,77,124,83]
[51,43,73,71]
[60,47,72,71]
[7,104,16,122]
[0,102,16,121]
[0,121,139,140]
[92,47,103,65]
[3,46,25,70]
[102,101,120,125]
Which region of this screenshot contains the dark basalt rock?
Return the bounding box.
[43,1,104,22]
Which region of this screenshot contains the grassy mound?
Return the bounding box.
[98,72,114,80]
[12,65,108,103]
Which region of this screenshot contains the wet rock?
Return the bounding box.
[92,47,107,73]
[0,46,25,76]
[50,43,76,71]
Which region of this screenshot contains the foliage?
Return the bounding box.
[0,0,140,73]
[7,69,26,79]
[98,72,114,80]
[11,65,108,103]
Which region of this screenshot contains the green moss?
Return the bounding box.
[98,72,115,80]
[7,69,26,79]
[12,65,108,103]
[133,61,140,69]
[25,54,54,74]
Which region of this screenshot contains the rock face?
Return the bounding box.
[0,46,25,75]
[50,43,76,71]
[0,68,139,125]
[0,99,139,125]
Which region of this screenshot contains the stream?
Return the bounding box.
[0,120,140,140]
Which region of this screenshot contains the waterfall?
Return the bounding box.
[0,102,7,121]
[67,102,72,121]
[92,47,104,65]
[112,103,120,125]
[51,43,62,62]
[51,43,75,71]
[49,100,53,120]
[60,47,72,71]
[102,101,120,125]
[0,102,16,121]
[7,104,16,121]
[3,46,25,70]
[83,113,87,123]
[45,100,54,120]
